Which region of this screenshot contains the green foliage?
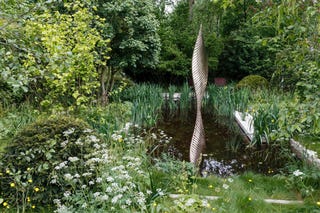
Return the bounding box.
[251,0,320,90]
[0,1,45,103]
[0,116,104,210]
[24,1,110,110]
[236,75,269,89]
[252,104,279,146]
[80,102,133,137]
[155,0,224,83]
[0,104,39,143]
[116,83,164,127]
[97,0,161,73]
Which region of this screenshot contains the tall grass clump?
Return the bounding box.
[167,84,179,116]
[116,83,164,128]
[79,102,133,138]
[179,82,193,119]
[204,84,250,125]
[0,104,39,153]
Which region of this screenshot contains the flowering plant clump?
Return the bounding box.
[285,168,317,198]
[54,122,166,212]
[0,116,105,210]
[173,195,212,213]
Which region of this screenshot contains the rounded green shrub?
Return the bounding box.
[0,116,107,209]
[236,75,269,89]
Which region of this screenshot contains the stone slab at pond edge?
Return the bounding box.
[234,111,320,169]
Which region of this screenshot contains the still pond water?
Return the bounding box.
[156,106,287,177]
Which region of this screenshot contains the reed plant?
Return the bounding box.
[117,83,164,128]
[204,84,251,127]
[179,82,193,120]
[167,85,179,116]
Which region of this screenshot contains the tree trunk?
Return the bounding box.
[100,66,118,106]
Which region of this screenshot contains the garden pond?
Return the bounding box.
[156,105,288,177]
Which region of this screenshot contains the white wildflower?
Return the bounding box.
[61,140,69,147]
[64,173,73,181]
[106,177,114,182]
[63,128,75,136]
[293,170,304,177]
[96,177,103,183]
[93,143,101,149]
[68,156,79,162]
[185,198,195,206]
[88,135,100,143]
[82,172,92,177]
[83,128,93,133]
[100,195,109,201]
[111,194,123,204]
[151,133,157,139]
[93,192,101,197]
[223,184,229,190]
[126,199,132,206]
[63,191,71,197]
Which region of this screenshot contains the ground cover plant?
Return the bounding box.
[1,0,320,212]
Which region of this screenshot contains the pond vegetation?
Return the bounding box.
[1,0,319,212]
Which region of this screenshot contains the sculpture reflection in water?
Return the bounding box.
[190,25,208,164]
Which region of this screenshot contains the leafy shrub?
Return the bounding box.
[0,116,106,210]
[236,75,269,90]
[81,102,132,137]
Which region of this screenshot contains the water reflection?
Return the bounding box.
[157,108,287,176]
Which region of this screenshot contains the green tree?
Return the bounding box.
[23,1,110,110]
[96,0,161,90]
[0,1,45,104]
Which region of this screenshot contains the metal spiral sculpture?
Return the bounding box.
[190,25,208,164]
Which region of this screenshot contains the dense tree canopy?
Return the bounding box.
[0,0,319,106]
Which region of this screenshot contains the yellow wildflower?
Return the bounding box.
[6,169,10,174]
[28,179,33,183]
[118,138,123,142]
[32,205,36,209]
[248,197,252,201]
[34,187,40,192]
[208,185,213,188]
[27,197,31,202]
[10,182,15,187]
[248,179,253,183]
[317,201,320,206]
[153,202,157,206]
[27,168,31,171]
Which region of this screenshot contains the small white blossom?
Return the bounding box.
[83,128,93,133]
[293,170,304,177]
[227,178,234,183]
[93,192,101,197]
[68,156,79,162]
[64,191,71,197]
[185,198,195,206]
[64,173,73,181]
[63,128,75,136]
[223,184,229,189]
[88,135,100,143]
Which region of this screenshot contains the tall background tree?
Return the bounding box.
[96,0,161,97]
